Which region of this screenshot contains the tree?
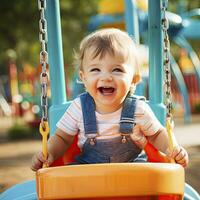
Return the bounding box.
[0,0,98,76]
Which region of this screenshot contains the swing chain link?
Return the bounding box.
[161,0,172,119]
[38,0,49,129]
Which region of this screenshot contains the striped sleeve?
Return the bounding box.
[138,101,163,136]
[56,98,82,135]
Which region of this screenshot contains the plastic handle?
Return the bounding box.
[39,121,50,168]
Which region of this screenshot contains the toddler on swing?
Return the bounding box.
[31,28,188,170]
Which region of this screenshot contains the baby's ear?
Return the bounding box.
[132,74,141,84]
[79,70,85,81]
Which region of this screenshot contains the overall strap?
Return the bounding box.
[119,94,137,135]
[80,92,98,140]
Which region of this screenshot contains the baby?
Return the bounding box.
[31,28,188,170]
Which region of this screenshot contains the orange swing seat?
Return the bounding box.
[36,163,184,200]
[36,137,185,200]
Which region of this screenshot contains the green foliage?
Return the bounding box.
[169,0,200,13]
[7,122,38,140]
[0,0,98,77]
[193,103,200,113]
[0,0,38,70]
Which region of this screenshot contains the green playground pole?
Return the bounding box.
[148,0,166,125]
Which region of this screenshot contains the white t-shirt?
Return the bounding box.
[56,97,163,149]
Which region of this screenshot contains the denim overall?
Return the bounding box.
[74,92,146,164]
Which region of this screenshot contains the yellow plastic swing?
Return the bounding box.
[36,0,185,199]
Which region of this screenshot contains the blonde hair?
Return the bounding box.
[75,28,141,84]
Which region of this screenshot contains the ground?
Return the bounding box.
[0,140,40,193]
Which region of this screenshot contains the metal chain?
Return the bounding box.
[161,0,172,119]
[38,0,49,128]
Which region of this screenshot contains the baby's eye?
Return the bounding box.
[113,68,123,72]
[90,68,100,72]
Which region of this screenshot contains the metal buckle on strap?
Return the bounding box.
[121,134,131,143]
[89,138,96,146]
[121,135,127,143]
[86,134,97,145]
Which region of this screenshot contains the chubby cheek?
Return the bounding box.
[117,78,132,92]
[83,78,97,93]
[118,86,131,98]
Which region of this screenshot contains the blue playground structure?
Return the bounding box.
[1,0,200,199]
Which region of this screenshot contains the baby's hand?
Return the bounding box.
[31,151,54,171]
[130,125,147,149]
[169,146,189,168]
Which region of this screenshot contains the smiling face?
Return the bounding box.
[76,28,141,114]
[79,48,136,114]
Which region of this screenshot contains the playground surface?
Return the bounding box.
[0,115,200,194]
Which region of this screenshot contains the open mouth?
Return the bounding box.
[98,87,115,95]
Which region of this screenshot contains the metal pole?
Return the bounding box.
[46,0,67,135]
[124,0,140,44]
[125,0,147,96]
[46,0,66,105]
[148,0,166,125]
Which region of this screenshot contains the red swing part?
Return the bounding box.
[144,141,171,163]
[52,135,80,166]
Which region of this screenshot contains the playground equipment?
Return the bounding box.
[1,57,41,121]
[18,64,42,125]
[0,93,11,117]
[0,76,11,116]
[1,0,200,199]
[170,8,200,114]
[174,37,200,112]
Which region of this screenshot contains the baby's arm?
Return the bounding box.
[147,128,189,167]
[147,128,169,153]
[31,129,74,171]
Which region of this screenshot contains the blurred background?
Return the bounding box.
[0,0,200,195]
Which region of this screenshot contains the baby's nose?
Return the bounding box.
[101,73,113,81]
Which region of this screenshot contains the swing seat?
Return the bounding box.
[36,163,184,200]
